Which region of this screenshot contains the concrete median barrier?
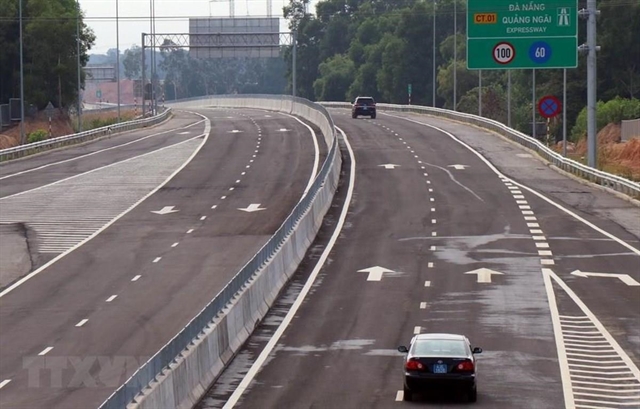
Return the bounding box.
[97,95,340,409]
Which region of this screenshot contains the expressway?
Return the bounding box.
[200,109,640,408]
[0,108,325,408]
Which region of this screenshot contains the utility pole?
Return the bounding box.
[76,0,82,132]
[19,0,25,144]
[292,30,297,98]
[453,0,457,111]
[432,0,436,107]
[579,0,600,168]
[116,0,121,123]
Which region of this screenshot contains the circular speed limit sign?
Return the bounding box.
[492,42,515,65]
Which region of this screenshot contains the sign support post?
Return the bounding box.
[478,70,482,116]
[563,69,567,156]
[507,70,511,127]
[532,69,536,139]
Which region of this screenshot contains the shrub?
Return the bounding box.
[571,97,640,140]
[27,129,48,144]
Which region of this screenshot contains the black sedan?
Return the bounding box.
[397,333,482,402]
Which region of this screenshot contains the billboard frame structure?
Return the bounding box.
[141,31,297,117]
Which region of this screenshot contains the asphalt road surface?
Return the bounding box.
[201,109,640,409]
[0,108,323,408]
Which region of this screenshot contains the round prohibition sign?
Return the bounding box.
[538,95,562,119]
[493,42,515,65]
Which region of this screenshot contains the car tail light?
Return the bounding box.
[455,360,474,372]
[405,359,424,371]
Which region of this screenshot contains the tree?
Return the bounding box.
[0,0,95,109]
[313,54,356,101]
[123,45,143,80]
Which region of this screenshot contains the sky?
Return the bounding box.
[79,0,319,54]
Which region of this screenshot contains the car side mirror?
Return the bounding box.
[472,347,483,354]
[397,346,408,353]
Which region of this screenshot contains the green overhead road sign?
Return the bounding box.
[467,0,578,70]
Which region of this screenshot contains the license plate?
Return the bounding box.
[363,107,368,110]
[433,364,448,374]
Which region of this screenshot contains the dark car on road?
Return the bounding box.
[351,96,376,119]
[398,333,482,402]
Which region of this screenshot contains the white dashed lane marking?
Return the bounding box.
[131,275,141,282]
[38,347,53,356]
[106,295,118,302]
[0,380,11,390]
[75,319,89,327]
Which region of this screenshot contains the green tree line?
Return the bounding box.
[0,0,95,110]
[282,0,640,137]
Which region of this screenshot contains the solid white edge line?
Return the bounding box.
[0,114,212,298]
[381,112,640,256]
[243,108,324,231]
[0,119,206,182]
[546,268,640,381]
[222,125,355,409]
[542,268,576,409]
[253,110,320,200]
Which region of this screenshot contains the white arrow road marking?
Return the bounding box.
[379,164,401,169]
[570,270,640,286]
[448,164,469,170]
[465,268,504,283]
[238,203,266,213]
[358,266,396,281]
[151,206,179,215]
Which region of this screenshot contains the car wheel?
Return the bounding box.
[352,114,357,119]
[403,386,413,402]
[468,387,477,403]
[371,114,376,119]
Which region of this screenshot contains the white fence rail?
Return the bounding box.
[621,119,640,142]
[0,108,171,162]
[321,102,640,198]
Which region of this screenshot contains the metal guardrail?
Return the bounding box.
[0,108,171,162]
[321,102,640,198]
[99,96,338,409]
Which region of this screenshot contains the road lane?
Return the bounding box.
[0,110,206,198]
[205,114,567,408]
[0,108,322,408]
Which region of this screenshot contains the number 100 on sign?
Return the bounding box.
[493,42,515,64]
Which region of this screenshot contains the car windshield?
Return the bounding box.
[413,339,467,356]
[356,98,374,104]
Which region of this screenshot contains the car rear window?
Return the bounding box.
[413,339,467,356]
[356,98,375,104]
